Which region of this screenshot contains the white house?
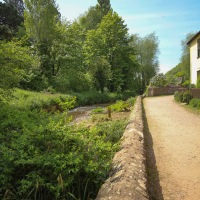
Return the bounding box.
[187,31,200,85]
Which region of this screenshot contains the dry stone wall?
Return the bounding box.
[95,96,148,200]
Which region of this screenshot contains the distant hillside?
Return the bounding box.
[165,63,182,79]
[165,63,182,84]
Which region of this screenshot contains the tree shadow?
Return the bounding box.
[143,106,164,200]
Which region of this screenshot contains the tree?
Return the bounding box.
[24,0,60,42]
[0,2,23,40]
[180,32,195,80]
[3,0,24,16]
[130,32,160,91]
[165,32,195,86]
[150,73,166,87]
[24,0,63,86]
[54,22,93,92]
[78,6,103,31]
[97,0,111,15]
[0,40,36,89]
[84,11,138,92]
[78,0,111,31]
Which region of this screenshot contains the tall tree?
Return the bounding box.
[130,32,159,90]
[24,0,62,86]
[0,2,23,40]
[84,11,138,92]
[0,40,36,89]
[180,32,195,80]
[78,6,102,31]
[3,0,24,16]
[97,0,111,15]
[54,22,93,92]
[78,0,111,31]
[24,0,60,42]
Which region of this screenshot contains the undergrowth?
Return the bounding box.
[0,89,132,200]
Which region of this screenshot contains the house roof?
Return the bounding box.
[187,31,200,45]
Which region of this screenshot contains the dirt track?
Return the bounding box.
[144,96,200,200]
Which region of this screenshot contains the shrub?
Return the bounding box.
[94,120,127,144]
[10,89,76,112]
[182,90,193,104]
[111,98,135,112]
[189,98,200,109]
[174,91,184,102]
[0,104,119,200]
[0,89,131,199]
[174,90,193,104]
[111,100,130,112]
[91,107,105,114]
[71,91,136,106]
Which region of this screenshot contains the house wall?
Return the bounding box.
[190,34,200,84]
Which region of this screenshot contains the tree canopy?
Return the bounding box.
[0,0,160,93]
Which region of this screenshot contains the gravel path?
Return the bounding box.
[144,96,200,200]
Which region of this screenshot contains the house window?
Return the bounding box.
[198,39,200,58]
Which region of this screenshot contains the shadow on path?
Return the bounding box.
[143,106,164,200]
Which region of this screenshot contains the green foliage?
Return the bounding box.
[10,89,76,112]
[165,63,182,85]
[182,90,193,104]
[0,2,23,40]
[129,33,159,91]
[111,100,130,112]
[174,91,184,102]
[73,91,136,106]
[0,90,129,199]
[165,33,195,86]
[84,11,138,92]
[174,90,193,104]
[182,80,190,88]
[91,114,111,122]
[78,6,103,31]
[24,0,60,42]
[91,107,105,114]
[189,98,200,109]
[95,119,127,144]
[111,97,136,112]
[0,40,36,89]
[197,75,200,88]
[150,73,166,87]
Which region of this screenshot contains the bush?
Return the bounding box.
[0,89,131,200]
[174,90,192,104]
[111,97,136,112]
[182,90,193,104]
[10,89,76,112]
[94,120,127,144]
[111,100,130,112]
[189,98,200,109]
[174,91,184,102]
[91,107,105,114]
[72,91,136,106]
[0,103,120,200]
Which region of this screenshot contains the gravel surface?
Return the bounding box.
[144,95,200,200]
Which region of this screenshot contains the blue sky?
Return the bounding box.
[56,0,200,73]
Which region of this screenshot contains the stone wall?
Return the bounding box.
[148,86,180,96]
[95,96,148,200]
